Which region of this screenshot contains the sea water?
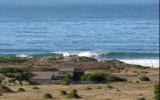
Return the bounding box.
[0,4,159,67]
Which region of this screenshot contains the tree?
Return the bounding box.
[1,68,30,85]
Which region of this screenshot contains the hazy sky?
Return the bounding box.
[0,0,158,6]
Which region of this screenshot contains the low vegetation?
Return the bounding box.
[154,83,160,100]
[66,89,81,99]
[139,75,150,81]
[0,57,27,63]
[32,87,39,90]
[17,88,25,92]
[0,84,13,93]
[81,73,126,83]
[0,68,31,85]
[137,97,146,100]
[43,93,53,99]
[60,90,67,96]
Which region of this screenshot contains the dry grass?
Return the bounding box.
[0,82,155,100]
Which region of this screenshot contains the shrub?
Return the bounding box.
[62,80,69,85]
[0,57,27,63]
[154,83,160,100]
[18,88,25,92]
[136,81,140,83]
[97,87,102,89]
[43,93,53,99]
[137,97,146,100]
[0,84,13,93]
[81,73,126,83]
[107,85,114,89]
[85,87,92,90]
[60,90,67,96]
[66,89,80,99]
[139,75,150,81]
[32,87,39,90]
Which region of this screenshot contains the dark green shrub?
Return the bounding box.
[32,87,39,90]
[66,89,80,99]
[43,93,53,99]
[60,90,67,96]
[105,73,126,82]
[154,84,160,100]
[1,68,31,85]
[81,73,126,83]
[18,88,25,92]
[139,75,150,81]
[0,84,13,93]
[137,97,146,100]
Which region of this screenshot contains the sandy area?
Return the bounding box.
[0,82,156,100]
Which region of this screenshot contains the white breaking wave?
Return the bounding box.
[120,59,159,68]
[78,52,98,57]
[16,54,29,58]
[53,51,99,57]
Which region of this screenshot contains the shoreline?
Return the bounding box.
[120,59,159,68]
[0,53,159,68]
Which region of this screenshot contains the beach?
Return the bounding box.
[121,59,159,68]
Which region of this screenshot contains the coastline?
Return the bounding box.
[0,51,159,68]
[120,59,159,68]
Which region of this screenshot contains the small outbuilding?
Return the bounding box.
[30,71,53,84]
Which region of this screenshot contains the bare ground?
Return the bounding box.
[0,82,156,100]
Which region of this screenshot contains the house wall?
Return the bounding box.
[30,79,53,85]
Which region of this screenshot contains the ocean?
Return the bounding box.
[0,4,159,65]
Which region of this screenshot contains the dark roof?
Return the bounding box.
[30,71,53,80]
[59,68,74,72]
[58,67,84,72]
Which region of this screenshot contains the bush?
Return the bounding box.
[0,84,13,93]
[60,90,67,96]
[0,57,27,63]
[18,88,25,92]
[62,80,69,85]
[97,87,102,89]
[139,75,150,81]
[137,97,146,100]
[85,87,92,90]
[154,84,160,100]
[66,89,80,99]
[107,85,114,89]
[43,93,53,99]
[81,73,126,83]
[32,87,39,90]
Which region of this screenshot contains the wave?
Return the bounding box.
[0,51,159,60]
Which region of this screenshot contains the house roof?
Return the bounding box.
[30,71,53,80]
[59,67,75,72]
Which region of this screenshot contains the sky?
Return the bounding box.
[0,0,158,6]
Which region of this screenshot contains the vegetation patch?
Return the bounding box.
[66,89,81,99]
[18,87,25,92]
[0,84,13,93]
[137,97,146,100]
[81,73,126,83]
[139,75,150,81]
[107,85,114,89]
[43,93,53,99]
[0,68,31,85]
[60,90,67,96]
[0,57,27,63]
[154,83,160,100]
[85,87,92,90]
[32,87,39,90]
